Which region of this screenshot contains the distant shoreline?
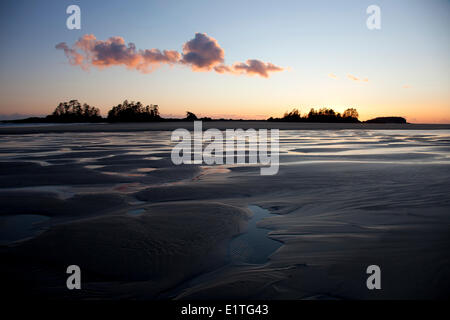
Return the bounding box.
[1,121,449,134]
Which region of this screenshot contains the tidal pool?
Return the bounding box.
[229,205,281,264]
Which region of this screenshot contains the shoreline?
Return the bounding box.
[1,121,450,134]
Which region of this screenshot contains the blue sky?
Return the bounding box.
[0,0,449,122]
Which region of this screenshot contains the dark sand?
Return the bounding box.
[0,129,449,299]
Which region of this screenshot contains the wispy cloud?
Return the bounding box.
[347,74,368,82]
[232,60,283,78]
[56,33,283,78]
[214,60,283,78]
[328,73,338,80]
[55,42,85,68]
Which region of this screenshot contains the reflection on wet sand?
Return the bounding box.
[0,130,449,299]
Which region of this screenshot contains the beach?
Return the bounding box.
[0,126,449,299]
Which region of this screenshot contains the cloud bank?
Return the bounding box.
[56,33,283,78]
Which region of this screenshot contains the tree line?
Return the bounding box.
[46,100,215,123]
[268,107,360,123]
[46,99,161,123]
[6,100,405,123]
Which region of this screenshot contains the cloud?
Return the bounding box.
[57,33,283,78]
[180,33,224,70]
[402,84,411,89]
[213,64,233,74]
[231,60,283,78]
[214,60,284,78]
[87,36,141,69]
[347,74,368,82]
[142,49,180,64]
[328,73,338,80]
[178,33,283,77]
[55,42,85,67]
[57,34,180,73]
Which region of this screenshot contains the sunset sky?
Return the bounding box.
[0,0,449,123]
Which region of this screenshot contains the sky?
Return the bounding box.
[0,0,449,123]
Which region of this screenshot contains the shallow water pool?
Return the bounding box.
[229,205,281,264]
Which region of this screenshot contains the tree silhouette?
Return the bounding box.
[282,108,302,121]
[343,108,359,119]
[107,100,160,122]
[49,100,101,122]
[185,111,198,121]
[270,107,360,123]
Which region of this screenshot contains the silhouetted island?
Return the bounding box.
[365,117,407,124]
[267,108,360,123]
[1,100,408,125]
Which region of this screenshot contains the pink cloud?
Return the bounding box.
[213,64,233,74]
[57,34,180,73]
[57,33,284,78]
[55,42,85,68]
[180,33,224,70]
[178,33,283,77]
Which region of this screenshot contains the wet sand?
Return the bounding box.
[0,129,449,299]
